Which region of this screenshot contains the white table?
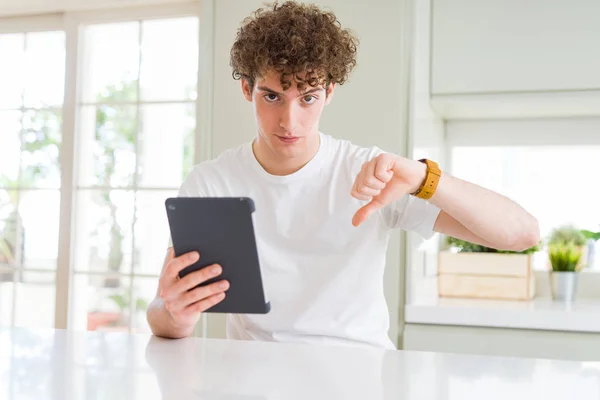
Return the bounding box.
[1,326,599,399]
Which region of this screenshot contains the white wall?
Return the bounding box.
[429,0,600,119]
[431,0,600,95]
[207,0,415,346]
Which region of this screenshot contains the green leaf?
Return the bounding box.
[107,294,128,310]
[136,298,149,311]
[581,230,600,241]
[106,292,149,311]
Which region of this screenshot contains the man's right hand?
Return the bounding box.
[155,247,229,333]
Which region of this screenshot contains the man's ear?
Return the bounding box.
[324,83,335,105]
[241,79,253,102]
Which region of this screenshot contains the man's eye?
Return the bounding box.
[303,95,317,104]
[265,94,279,102]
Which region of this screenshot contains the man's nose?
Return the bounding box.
[279,104,298,134]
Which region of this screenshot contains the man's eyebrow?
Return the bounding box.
[256,86,283,96]
[299,87,324,96]
[256,86,324,97]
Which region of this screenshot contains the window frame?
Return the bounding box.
[0,1,214,332]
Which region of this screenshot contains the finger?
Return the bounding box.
[165,263,223,300]
[351,186,373,201]
[374,155,394,183]
[356,185,381,197]
[158,247,177,296]
[186,292,227,315]
[164,251,200,281]
[351,168,367,199]
[352,199,385,227]
[168,280,229,312]
[161,247,175,273]
[351,168,378,200]
[352,192,372,202]
[352,165,367,192]
[352,170,382,199]
[364,161,387,190]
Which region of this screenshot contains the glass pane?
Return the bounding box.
[23,31,66,108]
[0,190,22,269]
[73,190,134,274]
[14,271,56,328]
[131,277,158,334]
[0,110,22,187]
[81,22,140,103]
[0,34,25,109]
[78,105,137,188]
[133,190,177,275]
[139,17,198,101]
[19,190,60,270]
[0,273,15,326]
[21,109,62,189]
[452,146,600,270]
[137,104,195,187]
[71,274,131,332]
[0,190,60,270]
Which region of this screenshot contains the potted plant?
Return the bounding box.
[547,225,587,302]
[438,237,540,300]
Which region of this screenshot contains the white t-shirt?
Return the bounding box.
[176,132,440,349]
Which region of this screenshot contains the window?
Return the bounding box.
[0,7,202,333]
[0,30,65,328]
[451,145,600,270]
[71,17,199,333]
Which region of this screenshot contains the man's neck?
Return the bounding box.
[252,135,320,176]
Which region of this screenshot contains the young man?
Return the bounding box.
[147,2,539,349]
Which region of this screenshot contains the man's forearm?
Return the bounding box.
[146,297,195,339]
[430,172,540,251]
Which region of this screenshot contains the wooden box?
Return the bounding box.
[437,252,535,300]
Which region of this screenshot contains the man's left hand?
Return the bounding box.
[351,153,426,227]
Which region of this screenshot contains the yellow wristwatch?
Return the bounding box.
[412,159,441,200]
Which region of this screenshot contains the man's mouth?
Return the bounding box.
[276,135,300,144]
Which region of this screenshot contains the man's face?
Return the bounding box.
[242,70,334,162]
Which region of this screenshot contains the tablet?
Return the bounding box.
[165,197,270,314]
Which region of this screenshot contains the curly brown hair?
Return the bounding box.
[230,1,359,92]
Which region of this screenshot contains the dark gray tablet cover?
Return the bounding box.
[165,197,270,314]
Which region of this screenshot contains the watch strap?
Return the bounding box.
[412,159,441,200]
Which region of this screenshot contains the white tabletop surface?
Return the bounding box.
[1,326,599,400]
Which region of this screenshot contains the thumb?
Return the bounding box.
[352,199,384,227]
